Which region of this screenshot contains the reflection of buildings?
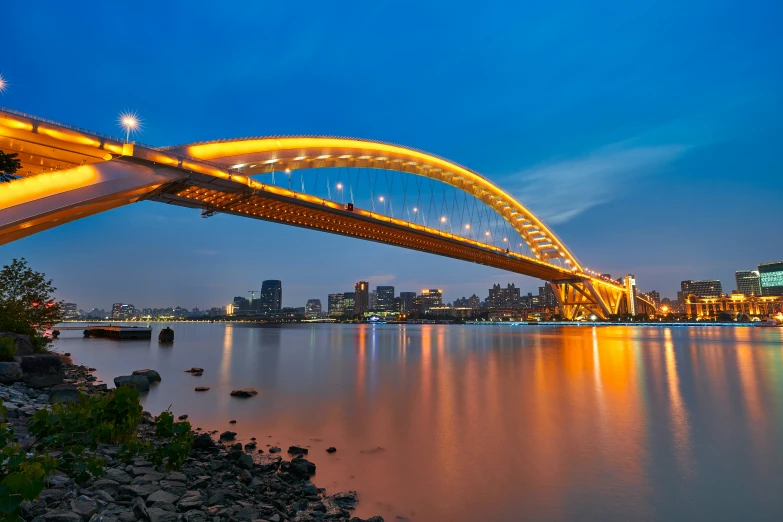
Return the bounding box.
[686,294,783,317]
[735,270,762,297]
[260,280,282,312]
[354,282,369,316]
[305,299,322,318]
[759,261,783,296]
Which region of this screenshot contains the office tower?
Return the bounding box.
[111,303,136,320]
[342,292,356,316]
[399,292,416,313]
[63,303,78,320]
[417,289,443,313]
[354,281,369,316]
[758,261,783,296]
[680,280,723,298]
[735,270,762,297]
[376,286,395,312]
[538,283,557,307]
[328,293,344,317]
[305,299,322,318]
[260,280,282,312]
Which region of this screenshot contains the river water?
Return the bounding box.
[52,323,783,521]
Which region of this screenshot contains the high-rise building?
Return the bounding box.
[417,289,443,313]
[354,282,369,316]
[328,294,344,317]
[539,283,557,308]
[259,280,282,312]
[681,280,723,298]
[305,299,322,318]
[63,303,79,320]
[111,303,137,320]
[376,286,395,312]
[735,270,762,297]
[342,292,356,317]
[647,290,661,308]
[758,261,783,296]
[399,292,416,313]
[369,290,377,311]
[488,284,521,309]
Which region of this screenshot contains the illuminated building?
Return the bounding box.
[646,290,661,308]
[759,261,783,296]
[454,294,482,309]
[111,303,137,320]
[538,283,557,308]
[376,286,395,312]
[416,289,443,314]
[624,275,637,316]
[735,270,762,296]
[328,294,344,317]
[488,284,521,309]
[342,292,356,317]
[686,293,783,317]
[680,280,723,299]
[399,292,416,313]
[63,303,79,320]
[354,282,369,316]
[369,290,377,310]
[259,280,282,312]
[305,299,322,319]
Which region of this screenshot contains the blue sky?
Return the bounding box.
[2,0,781,310]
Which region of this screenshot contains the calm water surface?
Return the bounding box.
[53,323,783,521]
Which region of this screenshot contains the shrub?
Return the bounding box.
[0,338,15,361]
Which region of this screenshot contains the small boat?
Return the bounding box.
[754,319,782,328]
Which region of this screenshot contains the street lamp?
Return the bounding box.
[336,182,344,203]
[0,74,7,94]
[119,111,140,143]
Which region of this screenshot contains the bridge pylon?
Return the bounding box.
[550,278,625,321]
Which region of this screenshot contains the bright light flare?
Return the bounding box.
[118,111,142,143]
[379,196,385,202]
[440,216,447,223]
[336,183,343,189]
[0,74,7,93]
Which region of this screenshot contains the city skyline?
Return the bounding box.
[2,1,782,309]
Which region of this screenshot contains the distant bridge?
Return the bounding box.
[0,107,655,320]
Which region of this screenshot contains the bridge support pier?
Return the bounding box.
[550,278,625,321]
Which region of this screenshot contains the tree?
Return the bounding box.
[0,150,22,182]
[0,258,63,336]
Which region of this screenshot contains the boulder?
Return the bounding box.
[219,431,236,441]
[19,353,62,373]
[146,489,181,505]
[48,383,80,403]
[0,332,33,356]
[288,445,308,456]
[70,498,98,521]
[0,361,23,384]
[24,374,64,388]
[132,369,162,383]
[192,433,216,450]
[103,468,132,484]
[287,457,316,478]
[114,374,150,392]
[194,386,210,392]
[326,446,337,453]
[237,453,254,470]
[229,388,258,398]
[184,368,204,373]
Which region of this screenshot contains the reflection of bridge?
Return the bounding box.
[0,107,654,320]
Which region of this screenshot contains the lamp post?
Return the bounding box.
[0,74,7,94]
[336,182,344,203]
[119,112,140,144]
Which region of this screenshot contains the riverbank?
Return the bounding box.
[1,360,383,522]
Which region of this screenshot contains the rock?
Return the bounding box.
[133,471,166,484]
[48,384,80,403]
[255,455,282,473]
[146,507,177,522]
[245,441,257,450]
[287,445,308,456]
[93,478,121,492]
[42,511,82,522]
[132,496,149,519]
[219,431,236,441]
[0,361,23,384]
[119,483,159,499]
[19,353,62,373]
[194,386,210,392]
[113,374,150,392]
[24,373,64,388]
[131,466,158,477]
[349,518,385,522]
[150,501,177,512]
[181,510,207,522]
[70,498,98,521]
[103,468,132,484]
[0,332,34,356]
[178,414,188,420]
[147,490,181,505]
[237,453,254,470]
[184,368,204,373]
[229,388,258,398]
[165,471,186,482]
[331,491,359,508]
[326,447,337,453]
[177,491,204,511]
[269,447,281,453]
[229,420,237,424]
[132,369,161,383]
[288,458,316,478]
[192,434,216,450]
[94,489,115,503]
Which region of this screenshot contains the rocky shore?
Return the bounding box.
[1,356,383,522]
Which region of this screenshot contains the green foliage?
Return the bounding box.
[1,400,57,522]
[0,151,21,183]
[0,259,63,336]
[149,411,194,471]
[0,338,15,362]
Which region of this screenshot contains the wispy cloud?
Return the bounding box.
[363,274,396,285]
[504,141,690,224]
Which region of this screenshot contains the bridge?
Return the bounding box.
[0,107,655,320]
